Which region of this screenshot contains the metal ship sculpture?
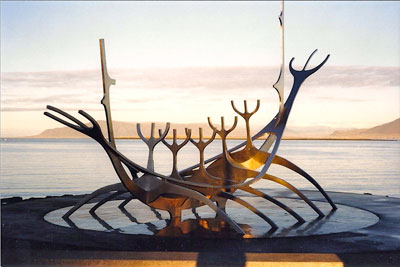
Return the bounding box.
[44,3,336,235]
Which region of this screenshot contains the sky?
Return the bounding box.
[1,1,399,137]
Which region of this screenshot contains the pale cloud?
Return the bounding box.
[315,96,371,103]
[304,66,400,88]
[1,66,399,136]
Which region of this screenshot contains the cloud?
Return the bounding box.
[1,66,398,113]
[315,96,372,103]
[1,70,102,89]
[304,66,400,88]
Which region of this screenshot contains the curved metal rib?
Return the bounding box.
[62,183,124,218]
[261,173,324,217]
[272,154,337,210]
[240,186,305,223]
[89,191,128,214]
[217,192,277,229]
[118,195,135,209]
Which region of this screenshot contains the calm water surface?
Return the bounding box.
[1,138,399,198]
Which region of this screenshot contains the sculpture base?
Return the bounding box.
[2,190,400,265]
[43,193,377,238]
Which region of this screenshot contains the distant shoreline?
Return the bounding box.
[10,118,397,142]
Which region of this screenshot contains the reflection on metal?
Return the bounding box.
[44,3,336,236]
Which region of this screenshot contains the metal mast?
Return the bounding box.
[99,39,117,148]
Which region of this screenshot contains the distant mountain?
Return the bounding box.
[30,120,247,139]
[29,118,400,140]
[330,118,400,139]
[283,125,336,139]
[29,120,334,139]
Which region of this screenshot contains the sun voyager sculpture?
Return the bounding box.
[44,2,336,236]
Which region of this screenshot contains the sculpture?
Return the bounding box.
[44,2,336,235]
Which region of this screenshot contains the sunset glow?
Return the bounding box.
[1,1,399,137]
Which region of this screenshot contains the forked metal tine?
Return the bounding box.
[190,128,217,148]
[136,123,148,144]
[184,128,191,140]
[173,129,177,144]
[176,128,192,148]
[205,129,217,146]
[159,128,191,179]
[138,122,170,145]
[303,49,318,71]
[46,105,88,129]
[139,122,169,171]
[78,110,102,131]
[150,123,155,139]
[158,123,171,141]
[44,112,81,132]
[179,128,192,148]
[189,128,201,146]
[289,50,330,77]
[208,116,237,138]
[159,129,169,146]
[250,100,261,116]
[159,128,177,147]
[231,100,260,117]
[226,116,238,134]
[207,117,217,131]
[159,127,190,150]
[221,117,225,130]
[231,101,244,116]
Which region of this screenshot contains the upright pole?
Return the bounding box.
[99,39,116,148]
[273,0,285,124]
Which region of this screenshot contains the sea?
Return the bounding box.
[1,138,399,199]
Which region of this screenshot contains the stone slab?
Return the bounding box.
[2,190,400,266]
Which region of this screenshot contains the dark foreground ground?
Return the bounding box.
[2,191,400,266]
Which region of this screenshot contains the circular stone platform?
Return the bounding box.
[44,195,378,238]
[2,190,400,265]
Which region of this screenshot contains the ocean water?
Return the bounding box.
[1,138,399,199]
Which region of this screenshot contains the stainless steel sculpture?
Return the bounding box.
[44,3,336,235]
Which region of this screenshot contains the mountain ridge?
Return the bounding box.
[330,118,400,139]
[28,118,400,140]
